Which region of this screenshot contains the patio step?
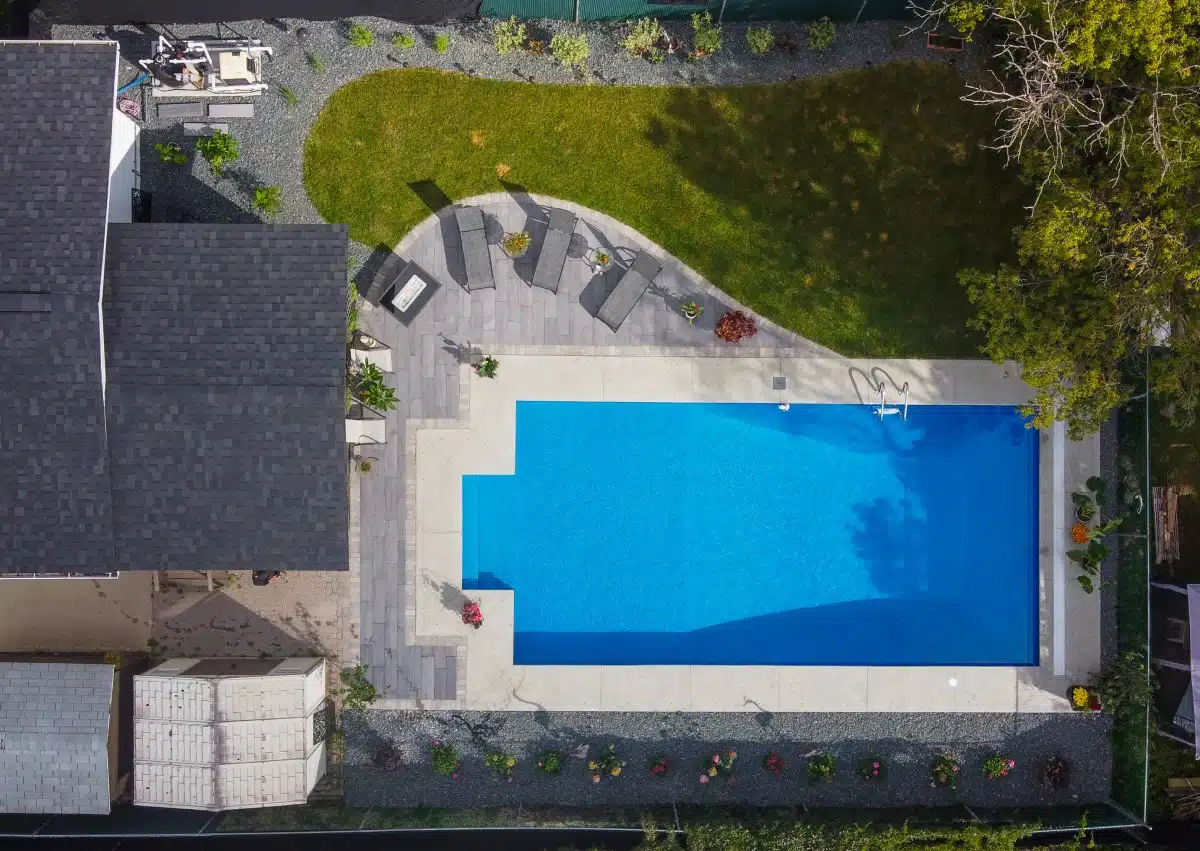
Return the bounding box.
[183,122,229,137]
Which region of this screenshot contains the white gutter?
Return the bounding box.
[1052,420,1067,676]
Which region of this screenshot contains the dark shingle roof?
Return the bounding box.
[0,42,117,574]
[103,224,349,572]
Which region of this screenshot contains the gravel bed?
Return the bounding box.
[344,709,1111,809]
[51,16,959,277]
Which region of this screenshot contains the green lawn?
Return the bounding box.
[305,63,1025,356]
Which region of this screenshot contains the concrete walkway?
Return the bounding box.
[354,193,829,705]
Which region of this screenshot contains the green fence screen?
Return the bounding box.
[480,0,913,24]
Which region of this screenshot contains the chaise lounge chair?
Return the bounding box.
[596,251,662,331]
[455,206,495,291]
[531,208,578,293]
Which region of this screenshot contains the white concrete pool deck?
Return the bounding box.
[402,351,1101,712]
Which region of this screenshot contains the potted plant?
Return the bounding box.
[485,751,517,780]
[982,754,1015,780]
[1071,476,1107,522]
[536,748,564,775]
[592,250,612,272]
[431,741,460,778]
[698,749,737,785]
[680,299,704,325]
[461,600,483,629]
[1041,757,1068,791]
[857,757,886,782]
[474,356,499,379]
[501,230,532,258]
[1069,685,1102,712]
[588,744,626,783]
[761,751,786,776]
[932,754,960,788]
[807,752,835,784]
[351,361,399,411]
[648,756,670,778]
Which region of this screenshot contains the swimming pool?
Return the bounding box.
[462,402,1039,666]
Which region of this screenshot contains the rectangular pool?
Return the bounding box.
[462,402,1039,666]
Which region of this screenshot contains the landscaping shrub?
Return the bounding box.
[648,756,670,778]
[932,753,960,788]
[698,749,737,785]
[494,16,526,55]
[473,356,499,379]
[982,754,1015,779]
[948,0,986,40]
[485,752,517,778]
[278,85,298,106]
[685,822,1037,851]
[307,52,326,73]
[761,752,786,776]
[536,749,564,774]
[715,310,757,342]
[1098,647,1157,718]
[588,743,625,782]
[1042,756,1068,790]
[808,17,836,52]
[550,32,589,68]
[858,757,886,781]
[430,741,459,776]
[623,17,664,61]
[353,361,399,411]
[154,142,188,165]
[338,664,377,710]
[252,185,282,218]
[392,32,415,50]
[434,33,450,53]
[690,12,722,58]
[195,129,239,177]
[807,752,835,783]
[347,22,374,48]
[746,26,774,55]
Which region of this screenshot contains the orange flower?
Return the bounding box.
[1070,522,1089,544]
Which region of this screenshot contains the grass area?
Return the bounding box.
[305,63,1025,355]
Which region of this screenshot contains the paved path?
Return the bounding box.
[355,193,829,705]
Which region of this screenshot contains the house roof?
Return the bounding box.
[102,225,350,572]
[0,41,118,574]
[0,662,114,815]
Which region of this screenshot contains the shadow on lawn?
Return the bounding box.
[644,64,1026,357]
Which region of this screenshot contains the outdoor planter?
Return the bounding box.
[1069,685,1102,711]
[680,299,704,324]
[927,33,965,52]
[501,231,531,258]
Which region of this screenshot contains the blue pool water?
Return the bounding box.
[462,402,1039,666]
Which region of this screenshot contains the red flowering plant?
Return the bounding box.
[857,757,886,782]
[715,310,758,343]
[761,752,786,776]
[462,600,483,629]
[698,749,738,785]
[648,756,670,778]
[982,755,1016,780]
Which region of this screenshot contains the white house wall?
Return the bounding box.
[107,108,138,224]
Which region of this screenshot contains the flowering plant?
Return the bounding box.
[1070,685,1102,711]
[857,757,886,782]
[698,749,737,784]
[594,251,611,268]
[761,752,786,776]
[501,230,532,255]
[462,600,483,628]
[982,754,1015,779]
[648,756,670,778]
[807,752,835,784]
[588,744,626,783]
[485,751,517,779]
[474,356,499,379]
[536,749,564,775]
[715,310,758,342]
[431,741,459,778]
[1070,521,1090,544]
[932,754,960,788]
[680,299,704,324]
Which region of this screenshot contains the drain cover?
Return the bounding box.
[772,376,787,391]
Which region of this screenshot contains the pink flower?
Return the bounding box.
[728,750,737,757]
[952,765,959,772]
[713,755,720,763]
[873,769,879,775]
[451,773,458,780]
[699,775,709,784]
[1008,760,1015,768]
[872,762,879,768]
[592,776,600,783]
[433,740,440,746]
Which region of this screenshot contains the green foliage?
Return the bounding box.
[535,748,564,774]
[393,32,415,50]
[353,361,399,411]
[338,664,377,711]
[807,17,836,52]
[433,33,450,54]
[1098,647,1157,719]
[623,17,665,60]
[683,820,1036,851]
[806,752,834,783]
[252,185,282,217]
[746,26,774,55]
[195,129,239,177]
[347,22,374,48]
[947,1,986,40]
[690,12,722,58]
[494,16,526,55]
[154,141,188,165]
[550,32,589,68]
[307,52,326,73]
[430,742,459,775]
[485,751,517,777]
[932,754,960,788]
[279,85,298,106]
[346,279,361,340]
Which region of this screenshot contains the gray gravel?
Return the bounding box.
[344,709,1111,809]
[51,16,958,277]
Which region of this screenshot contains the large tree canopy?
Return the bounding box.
[914,0,1200,436]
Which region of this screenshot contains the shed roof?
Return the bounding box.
[0,662,114,815]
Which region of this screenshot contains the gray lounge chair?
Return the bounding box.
[455,206,494,291]
[597,251,662,331]
[531,208,578,293]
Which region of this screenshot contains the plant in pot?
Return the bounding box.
[1041,757,1068,791]
[352,361,398,411]
[593,250,612,272]
[501,230,532,258]
[474,356,499,379]
[680,299,704,325]
[461,600,483,629]
[1068,684,1103,712]
[1071,476,1107,522]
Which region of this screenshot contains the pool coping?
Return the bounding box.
[397,349,1102,712]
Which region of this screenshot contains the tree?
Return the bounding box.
[911,0,1200,436]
